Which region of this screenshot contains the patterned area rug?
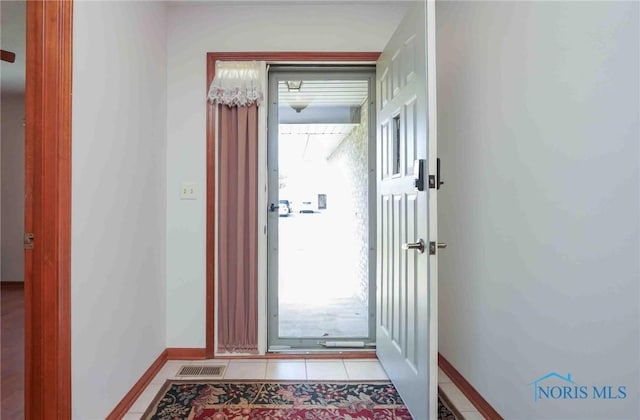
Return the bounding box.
[143,381,458,419]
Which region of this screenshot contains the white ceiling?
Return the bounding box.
[278,79,369,162]
[0,0,412,95]
[0,0,26,95]
[278,79,369,107]
[279,123,357,166]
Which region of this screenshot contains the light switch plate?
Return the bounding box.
[180,182,197,200]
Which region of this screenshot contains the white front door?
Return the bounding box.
[376,1,438,419]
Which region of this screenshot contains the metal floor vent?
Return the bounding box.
[177,365,225,377]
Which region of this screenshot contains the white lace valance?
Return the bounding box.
[207,61,266,107]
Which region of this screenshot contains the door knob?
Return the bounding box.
[402,239,425,253]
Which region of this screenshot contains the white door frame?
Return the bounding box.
[426,0,439,415]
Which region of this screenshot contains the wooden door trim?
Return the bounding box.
[106,350,168,419]
[25,0,73,418]
[205,52,380,357]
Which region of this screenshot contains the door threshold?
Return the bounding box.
[267,347,377,357]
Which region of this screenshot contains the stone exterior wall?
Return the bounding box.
[326,102,370,304]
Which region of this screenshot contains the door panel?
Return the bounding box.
[404,97,418,177]
[376,1,437,419]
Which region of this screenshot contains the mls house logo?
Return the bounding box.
[529,372,627,402]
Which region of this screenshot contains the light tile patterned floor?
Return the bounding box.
[438,367,486,419]
[124,359,482,419]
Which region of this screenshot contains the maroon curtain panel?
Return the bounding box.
[217,103,259,353]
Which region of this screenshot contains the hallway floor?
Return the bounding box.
[0,284,24,420]
[0,287,483,419]
[124,358,388,418]
[124,358,485,419]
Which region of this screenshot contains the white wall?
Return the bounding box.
[71,2,167,418]
[0,93,24,282]
[437,1,639,419]
[165,2,409,347]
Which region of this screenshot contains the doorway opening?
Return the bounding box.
[267,66,376,351]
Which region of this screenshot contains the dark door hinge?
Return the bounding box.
[24,233,34,250]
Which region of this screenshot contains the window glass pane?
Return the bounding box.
[277,79,370,339]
